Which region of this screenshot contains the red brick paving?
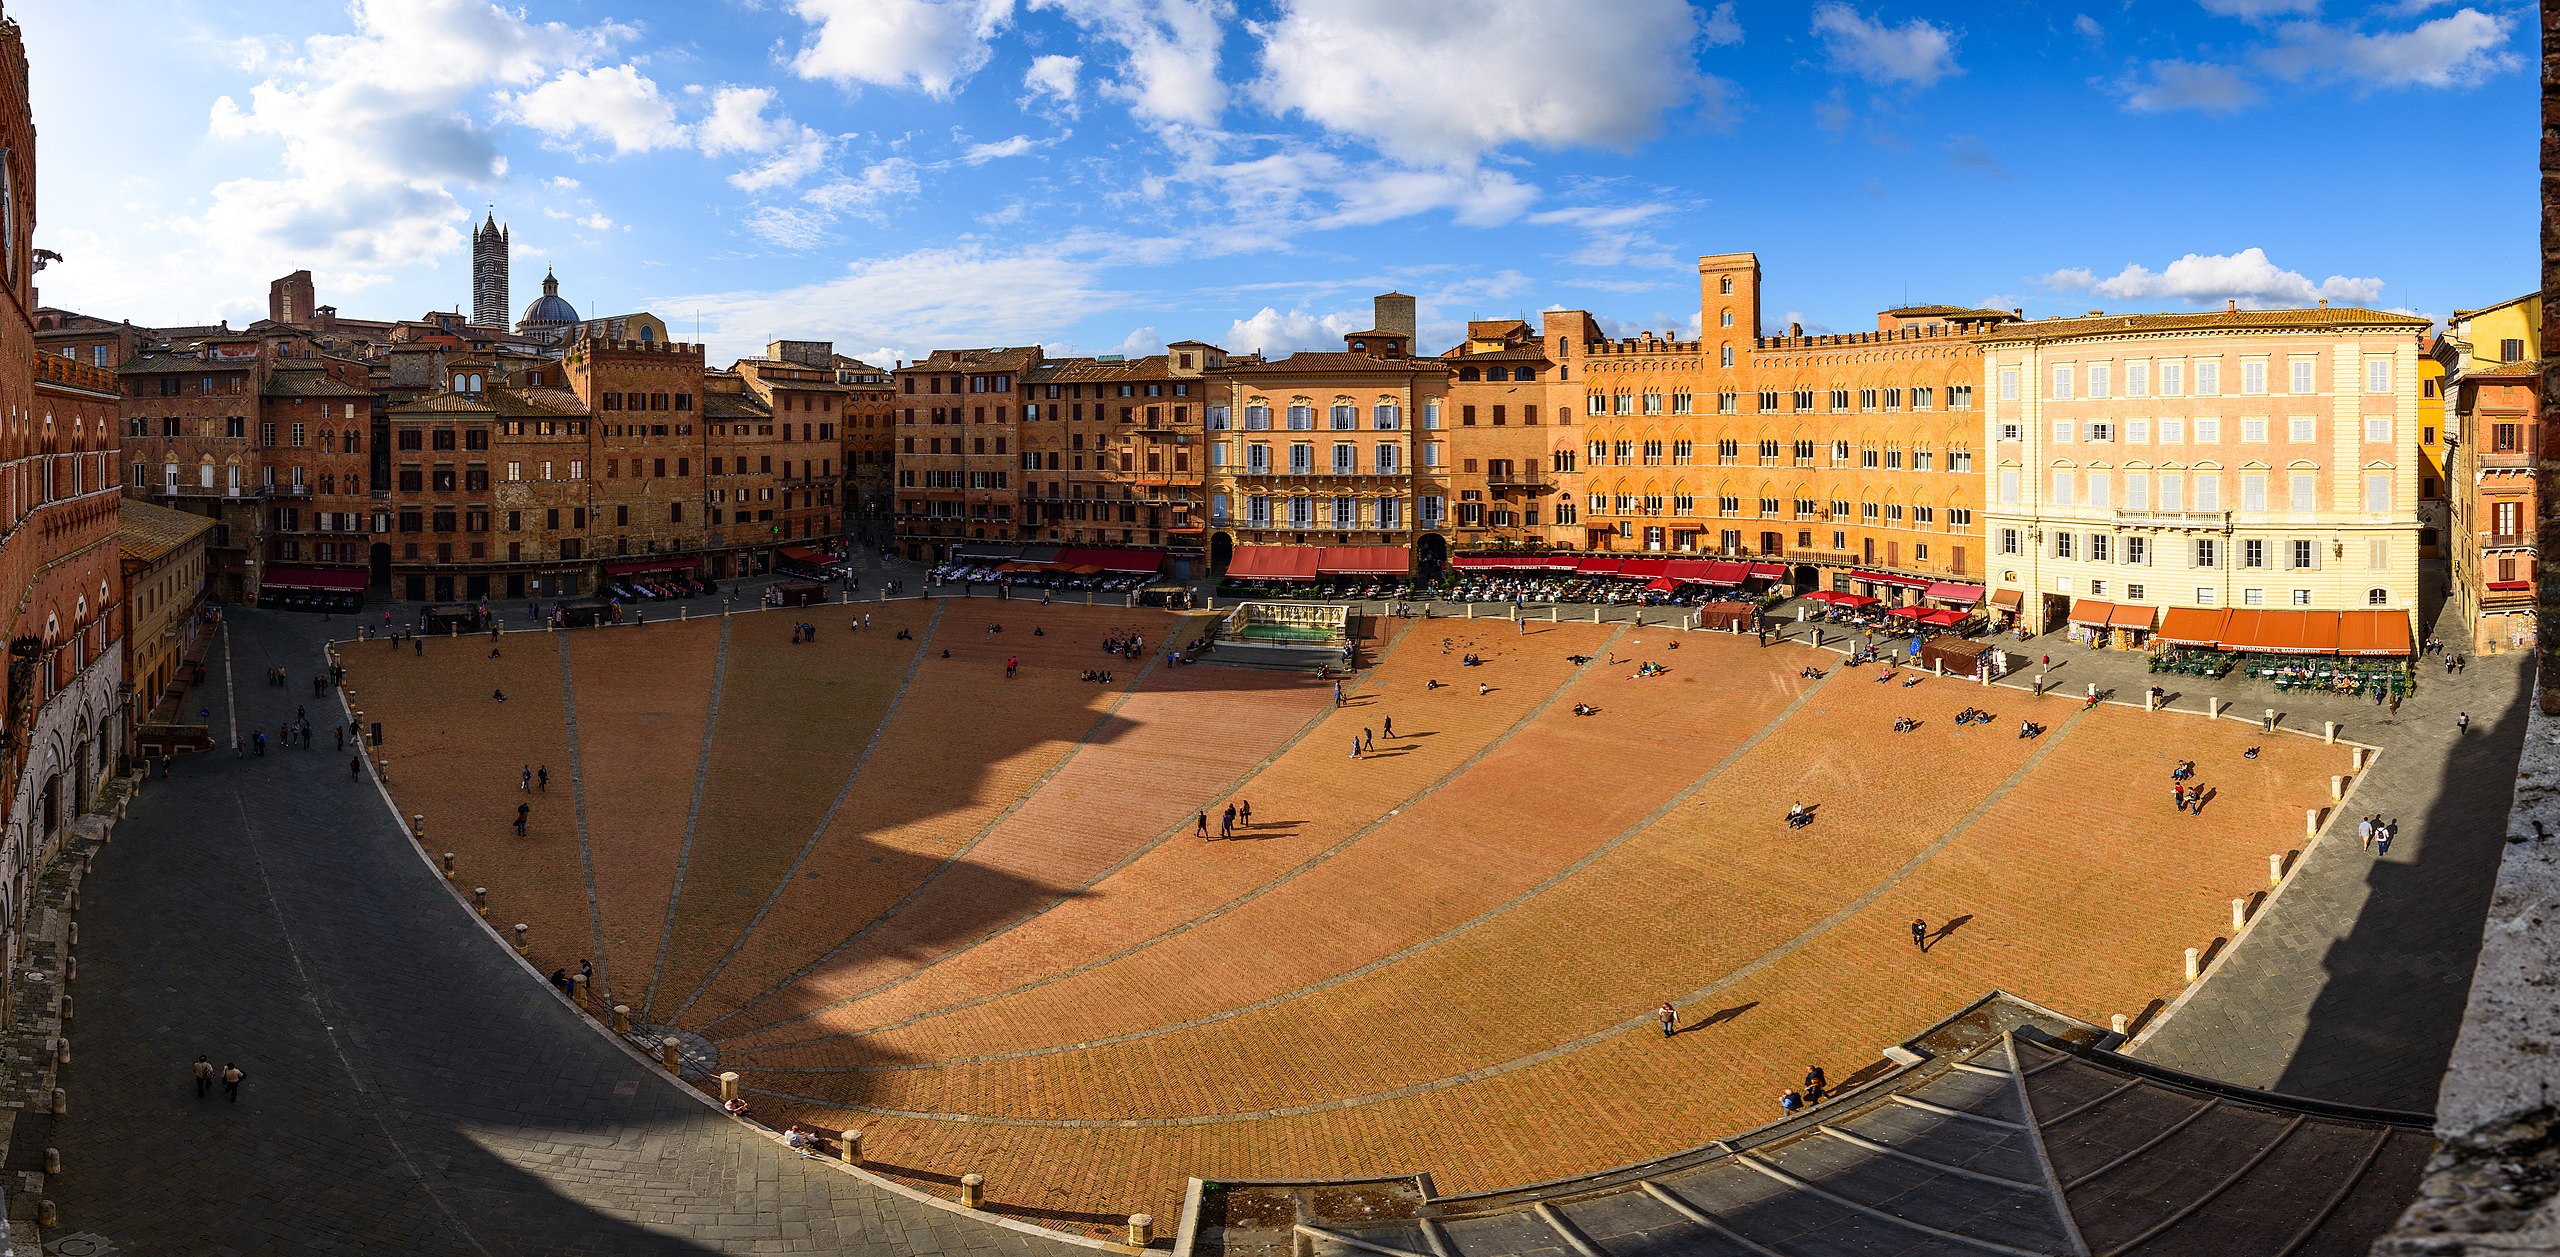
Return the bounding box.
[641,603,935,1020]
[681,602,1201,1035]
[349,618,2344,1232]
[564,625,722,1004]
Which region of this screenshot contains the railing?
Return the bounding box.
[2114,509,2232,529]
[2483,533,2531,549]
[1486,473,1548,490]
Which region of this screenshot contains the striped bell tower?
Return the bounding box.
[472,210,509,327]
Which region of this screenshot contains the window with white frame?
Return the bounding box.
[1999,469,2020,504]
[1999,527,2020,554]
[2160,361,2183,396]
[2193,475,2220,510]
[1950,384,1974,410]
[2126,419,2149,443]
[2126,474,2148,510]
[2195,538,2219,568]
[2053,420,2073,444]
[1245,403,1270,429]
[2244,587,2265,606]
[2127,536,2148,565]
[2241,360,2267,395]
[2366,539,2387,569]
[2088,363,2111,398]
[1374,443,1399,474]
[2090,534,2111,562]
[2290,472,2316,512]
[2366,359,2392,394]
[1332,442,1357,474]
[2159,475,2183,510]
[2288,417,2315,443]
[2241,418,2267,443]
[2051,469,2074,506]
[2195,361,2220,396]
[2241,473,2267,512]
[2197,586,2217,605]
[2087,422,2112,442]
[2159,418,2184,443]
[1372,403,1401,429]
[2291,539,2318,569]
[2126,362,2149,397]
[2193,418,2220,443]
[2000,421,2022,441]
[2051,365,2074,399]
[2087,474,2110,509]
[1999,369,2019,402]
[2364,416,2390,443]
[2289,360,2315,395]
[2364,471,2389,513]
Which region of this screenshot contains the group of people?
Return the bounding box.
[1777,1065,1830,1112]
[2171,759,2211,814]
[1198,799,1257,839]
[546,959,594,998]
[2357,814,2402,853]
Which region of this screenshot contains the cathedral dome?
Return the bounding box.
[518,267,578,328]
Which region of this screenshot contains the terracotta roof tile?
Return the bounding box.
[118,499,216,564]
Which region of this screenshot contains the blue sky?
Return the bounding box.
[15,0,2533,367]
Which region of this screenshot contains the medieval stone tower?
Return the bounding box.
[472,210,509,327]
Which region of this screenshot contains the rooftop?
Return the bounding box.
[118,498,217,565]
[1981,306,2432,342]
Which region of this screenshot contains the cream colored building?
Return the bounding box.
[1980,306,2428,639]
[118,498,216,745]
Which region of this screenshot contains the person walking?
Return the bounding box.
[1657,1002,1678,1038]
[1911,917,1929,950]
[1382,715,1395,739]
[1803,1065,1828,1103]
[521,765,533,792]
[1350,737,1362,760]
[1362,727,1374,753]
[579,958,595,995]
[2358,816,2374,849]
[1333,682,1344,708]
[2173,783,2187,813]
[194,1054,215,1100]
[1779,1089,1804,1114]
[2458,711,2471,735]
[1197,811,1209,839]
[537,766,549,791]
[1238,799,1252,828]
[514,802,530,837]
[1220,804,1236,839]
[219,1063,245,1102]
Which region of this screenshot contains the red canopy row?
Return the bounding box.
[604,558,697,577]
[1227,545,1412,581]
[2154,607,2411,656]
[1885,605,1968,627]
[1054,547,1164,574]
[1448,555,1786,583]
[1804,590,1879,608]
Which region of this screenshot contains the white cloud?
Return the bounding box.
[1700,2,1743,47]
[2039,248,2386,309]
[1943,134,2009,179]
[786,0,1014,98]
[1527,202,1679,269]
[2196,0,2318,17]
[179,0,624,304]
[1322,165,1536,228]
[1021,53,1083,115]
[729,130,833,193]
[505,63,688,154]
[1115,325,1162,357]
[543,175,581,191]
[961,133,1041,163]
[744,205,830,250]
[2258,8,2518,88]
[804,158,923,213]
[1778,311,1834,335]
[1252,0,1720,165]
[2072,14,2103,41]
[1811,4,1960,88]
[2119,59,2262,111]
[1224,305,1363,357]
[1033,0,1230,128]
[577,211,617,231]
[696,86,788,156]
[663,244,1110,364]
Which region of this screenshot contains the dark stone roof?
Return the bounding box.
[907,346,1045,373]
[261,368,372,398]
[1224,351,1444,377]
[1188,993,2432,1257]
[488,387,588,418]
[390,392,494,417]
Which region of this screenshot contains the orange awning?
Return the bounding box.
[1314,545,1411,576]
[2107,603,2157,631]
[2336,610,2414,657]
[2155,607,2231,647]
[2067,598,2116,627]
[2287,612,2341,655]
[1988,588,2024,611]
[2219,609,2274,651]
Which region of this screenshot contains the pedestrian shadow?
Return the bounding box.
[1923,914,1973,951]
[1695,1001,1758,1029]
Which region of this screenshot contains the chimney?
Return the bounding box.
[2227,299,2237,312]
[1373,292,1417,342]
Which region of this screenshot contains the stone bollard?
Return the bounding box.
[718,1072,741,1104]
[2305,808,2321,838]
[2145,689,2157,713]
[680,608,688,621]
[613,1004,632,1034]
[54,1037,69,1066]
[2207,696,2222,719]
[841,1129,863,1164]
[1933,658,1943,676]
[1593,606,1602,624]
[2111,1013,2129,1036]
[63,955,74,984]
[37,1199,54,1228]
[59,995,72,1021]
[2034,673,2046,697]
[1796,606,1806,622]
[67,922,76,947]
[442,851,456,879]
[2323,720,2337,745]
[2353,746,2369,771]
[959,1173,985,1209]
[2270,852,2286,885]
[2331,775,2348,802]
[50,1087,65,1116]
[661,1037,681,1071]
[473,887,488,916]
[2232,897,2249,930]
[2262,708,2276,733]
[43,1147,59,1174]
[1464,603,1474,619]
[411,813,425,840]
[514,923,530,954]
[1129,1215,1154,1247]
[569,973,586,1001]
[2183,947,2202,982]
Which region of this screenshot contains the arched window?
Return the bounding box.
[2369,588,2389,605]
[1457,366,1479,381]
[1720,310,1734,327]
[1718,277,1733,295]
[1720,346,1734,368]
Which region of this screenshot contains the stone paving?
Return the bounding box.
[330,598,2356,1230]
[46,602,1086,1256]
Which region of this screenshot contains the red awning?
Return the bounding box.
[1917,607,1967,628]
[2155,607,2231,647]
[262,566,367,593]
[1886,605,1927,620]
[1225,545,1322,581]
[1702,560,1750,584]
[1810,591,1879,608]
[2107,603,2157,632]
[1644,576,1678,593]
[2337,609,2414,657]
[1454,555,1545,570]
[1923,582,1985,605]
[605,559,695,577]
[1059,547,1164,574]
[1315,545,1410,576]
[778,545,830,565]
[2068,599,2117,627]
[1854,569,1931,589]
[1618,558,1670,579]
[1576,557,1626,575]
[1747,562,1788,580]
[2487,579,2534,591]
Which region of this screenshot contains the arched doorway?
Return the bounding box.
[1415,533,1448,580]
[369,542,393,592]
[1209,531,1234,574]
[1794,564,1820,591]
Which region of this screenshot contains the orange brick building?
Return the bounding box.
[1019,342,1218,562]
[892,347,1038,558]
[1577,252,2013,596]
